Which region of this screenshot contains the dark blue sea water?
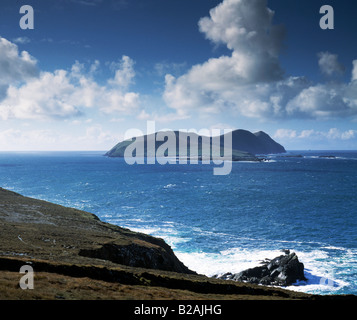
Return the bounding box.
[0,150,356,295]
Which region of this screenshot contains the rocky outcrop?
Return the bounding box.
[78,242,192,273]
[215,250,307,286]
[0,187,193,274]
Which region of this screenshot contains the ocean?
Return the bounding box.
[0,150,356,295]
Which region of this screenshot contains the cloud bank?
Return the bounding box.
[163,0,357,122]
[0,36,140,120]
[1,0,357,128]
[274,128,357,141]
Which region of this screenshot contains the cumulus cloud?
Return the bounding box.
[0,70,83,120]
[274,128,297,139]
[326,128,357,140]
[318,52,345,76]
[198,0,284,83]
[285,84,357,119]
[0,45,140,120]
[163,0,357,122]
[163,0,286,116]
[163,0,285,112]
[108,55,136,89]
[298,129,315,139]
[0,37,38,95]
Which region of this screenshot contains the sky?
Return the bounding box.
[0,0,357,151]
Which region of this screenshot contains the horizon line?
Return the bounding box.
[0,149,356,153]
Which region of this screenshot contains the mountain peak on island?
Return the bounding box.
[220,129,285,155]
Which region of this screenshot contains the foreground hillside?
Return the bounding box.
[0,187,352,300]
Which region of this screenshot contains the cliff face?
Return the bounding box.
[105,129,285,160]
[0,187,192,274]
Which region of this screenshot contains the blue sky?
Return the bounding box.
[0,0,357,150]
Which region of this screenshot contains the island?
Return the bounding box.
[105,129,286,162]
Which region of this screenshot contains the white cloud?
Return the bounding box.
[136,108,189,123]
[89,60,100,74]
[285,84,356,120]
[154,61,187,77]
[82,125,115,144]
[163,0,286,117]
[274,129,297,139]
[318,52,345,76]
[299,129,315,138]
[352,60,357,81]
[100,91,140,114]
[162,0,357,122]
[0,70,82,120]
[326,128,357,140]
[198,0,284,82]
[341,130,357,140]
[0,46,141,120]
[108,55,136,90]
[274,128,357,141]
[0,37,38,95]
[12,37,31,44]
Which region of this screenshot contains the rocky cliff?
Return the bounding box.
[0,187,191,274]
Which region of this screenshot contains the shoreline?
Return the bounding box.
[2,187,354,300]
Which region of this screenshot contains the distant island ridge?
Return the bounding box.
[105,129,286,161]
